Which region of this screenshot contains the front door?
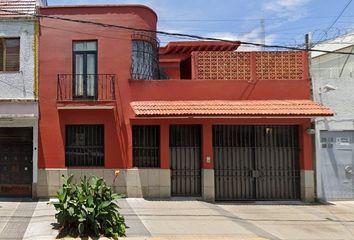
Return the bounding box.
[73,41,97,100]
[213,125,300,201]
[170,125,201,197]
[0,128,33,197]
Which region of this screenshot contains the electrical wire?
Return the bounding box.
[159,15,354,22]
[315,0,353,44]
[1,8,354,55]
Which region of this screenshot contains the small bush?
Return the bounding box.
[50,175,126,238]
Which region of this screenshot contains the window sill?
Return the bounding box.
[132,167,161,169]
[0,71,21,74]
[64,166,105,169]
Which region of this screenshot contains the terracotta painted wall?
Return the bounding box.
[129,79,311,103]
[38,5,313,171]
[131,118,313,171]
[38,5,157,169]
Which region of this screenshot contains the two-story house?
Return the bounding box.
[37,4,333,202]
[0,0,46,197]
[312,33,354,201]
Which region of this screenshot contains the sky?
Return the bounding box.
[47,0,354,49]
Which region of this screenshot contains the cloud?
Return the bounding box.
[263,0,311,21]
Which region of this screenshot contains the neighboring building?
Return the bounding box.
[0,0,46,197]
[37,4,333,201]
[312,33,354,201]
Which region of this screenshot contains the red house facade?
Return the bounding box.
[36,4,333,201]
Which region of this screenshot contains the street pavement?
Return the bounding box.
[0,198,354,239]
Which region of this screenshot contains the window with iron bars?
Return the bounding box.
[65,125,104,167]
[133,125,160,168]
[131,32,160,80]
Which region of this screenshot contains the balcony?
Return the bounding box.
[57,74,116,109]
[129,51,310,101]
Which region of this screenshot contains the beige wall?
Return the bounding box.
[301,170,315,202]
[202,169,215,202]
[36,168,171,198]
[36,168,314,202]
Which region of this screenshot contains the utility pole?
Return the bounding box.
[305,32,312,51]
[305,31,319,201]
[305,32,313,96]
[260,19,265,50]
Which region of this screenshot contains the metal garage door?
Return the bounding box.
[320,131,354,200]
[213,125,300,201]
[170,125,201,197]
[0,128,33,197]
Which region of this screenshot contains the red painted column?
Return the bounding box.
[299,123,313,170]
[160,123,170,169]
[202,123,213,169]
[126,123,133,169]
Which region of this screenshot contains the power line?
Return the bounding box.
[316,0,353,44]
[1,8,354,55]
[325,0,353,33]
[158,15,354,22]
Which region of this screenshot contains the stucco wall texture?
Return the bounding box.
[312,42,354,131]
[313,76,354,130]
[0,20,36,100]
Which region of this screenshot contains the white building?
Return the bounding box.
[0,0,46,197]
[312,33,354,201]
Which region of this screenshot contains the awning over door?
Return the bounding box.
[130,100,334,118]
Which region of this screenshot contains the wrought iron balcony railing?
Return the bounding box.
[57,74,116,101]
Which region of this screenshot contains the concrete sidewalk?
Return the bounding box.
[0,198,354,239]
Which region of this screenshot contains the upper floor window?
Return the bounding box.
[73,41,97,99]
[0,38,20,72]
[131,32,160,80]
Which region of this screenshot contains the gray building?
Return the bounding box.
[0,0,46,197]
[312,33,354,200]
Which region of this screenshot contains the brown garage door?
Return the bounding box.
[0,128,33,197]
[213,125,300,201]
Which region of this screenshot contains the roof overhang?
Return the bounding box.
[159,41,240,55]
[130,100,334,118]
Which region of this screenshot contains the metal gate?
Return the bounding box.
[170,125,201,196]
[213,125,300,201]
[0,128,33,197]
[320,131,354,200]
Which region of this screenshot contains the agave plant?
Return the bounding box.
[50,175,126,238]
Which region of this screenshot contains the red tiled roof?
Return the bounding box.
[160,41,240,55]
[0,0,37,17]
[130,100,334,117]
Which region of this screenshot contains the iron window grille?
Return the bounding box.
[130,32,161,80]
[133,125,160,168]
[65,125,104,167]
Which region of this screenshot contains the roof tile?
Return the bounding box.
[130,100,334,117]
[0,0,37,17]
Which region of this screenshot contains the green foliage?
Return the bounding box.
[50,175,126,238]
